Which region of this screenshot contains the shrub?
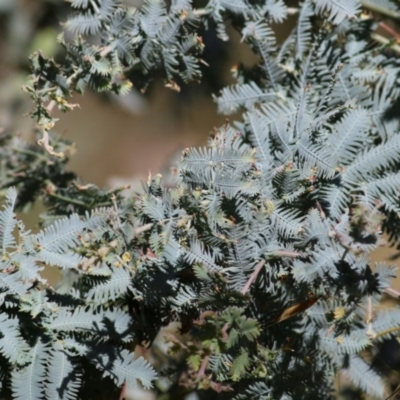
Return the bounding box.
[1,0,400,399]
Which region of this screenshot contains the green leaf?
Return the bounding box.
[230,349,250,381]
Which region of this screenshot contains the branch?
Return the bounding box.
[134,215,193,236]
[241,259,266,295]
[385,287,400,299]
[361,0,400,19]
[47,192,88,207]
[37,130,64,158]
[375,325,400,339]
[134,223,154,235]
[380,22,400,41]
[366,296,376,339]
[197,355,210,379]
[385,383,400,400]
[371,33,400,55]
[273,250,300,258]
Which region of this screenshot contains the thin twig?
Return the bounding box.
[193,311,217,325]
[380,22,400,41]
[376,325,400,339]
[134,216,193,236]
[274,250,300,258]
[316,201,326,220]
[66,68,83,85]
[197,355,210,379]
[90,0,100,13]
[193,8,211,17]
[115,255,132,269]
[36,86,57,95]
[46,100,56,113]
[13,147,48,161]
[37,130,64,158]
[371,33,400,55]
[361,0,400,19]
[366,296,376,339]
[287,7,299,15]
[339,248,349,263]
[385,287,400,299]
[100,45,114,57]
[48,192,88,207]
[220,261,267,339]
[385,383,400,400]
[163,333,188,350]
[221,322,229,340]
[134,223,154,235]
[111,194,123,232]
[241,260,266,295]
[118,382,127,400]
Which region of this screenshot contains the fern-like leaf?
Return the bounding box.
[314,0,361,24]
[0,187,18,256]
[344,355,385,398]
[11,339,48,400]
[98,349,157,389]
[46,342,81,400]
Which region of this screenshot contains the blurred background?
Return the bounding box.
[0,0,243,187]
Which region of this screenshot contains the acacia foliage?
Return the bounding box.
[1,0,400,399]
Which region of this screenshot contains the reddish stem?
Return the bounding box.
[274,250,300,258]
[380,22,400,42]
[197,355,210,379]
[119,382,127,400]
[241,260,266,295]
